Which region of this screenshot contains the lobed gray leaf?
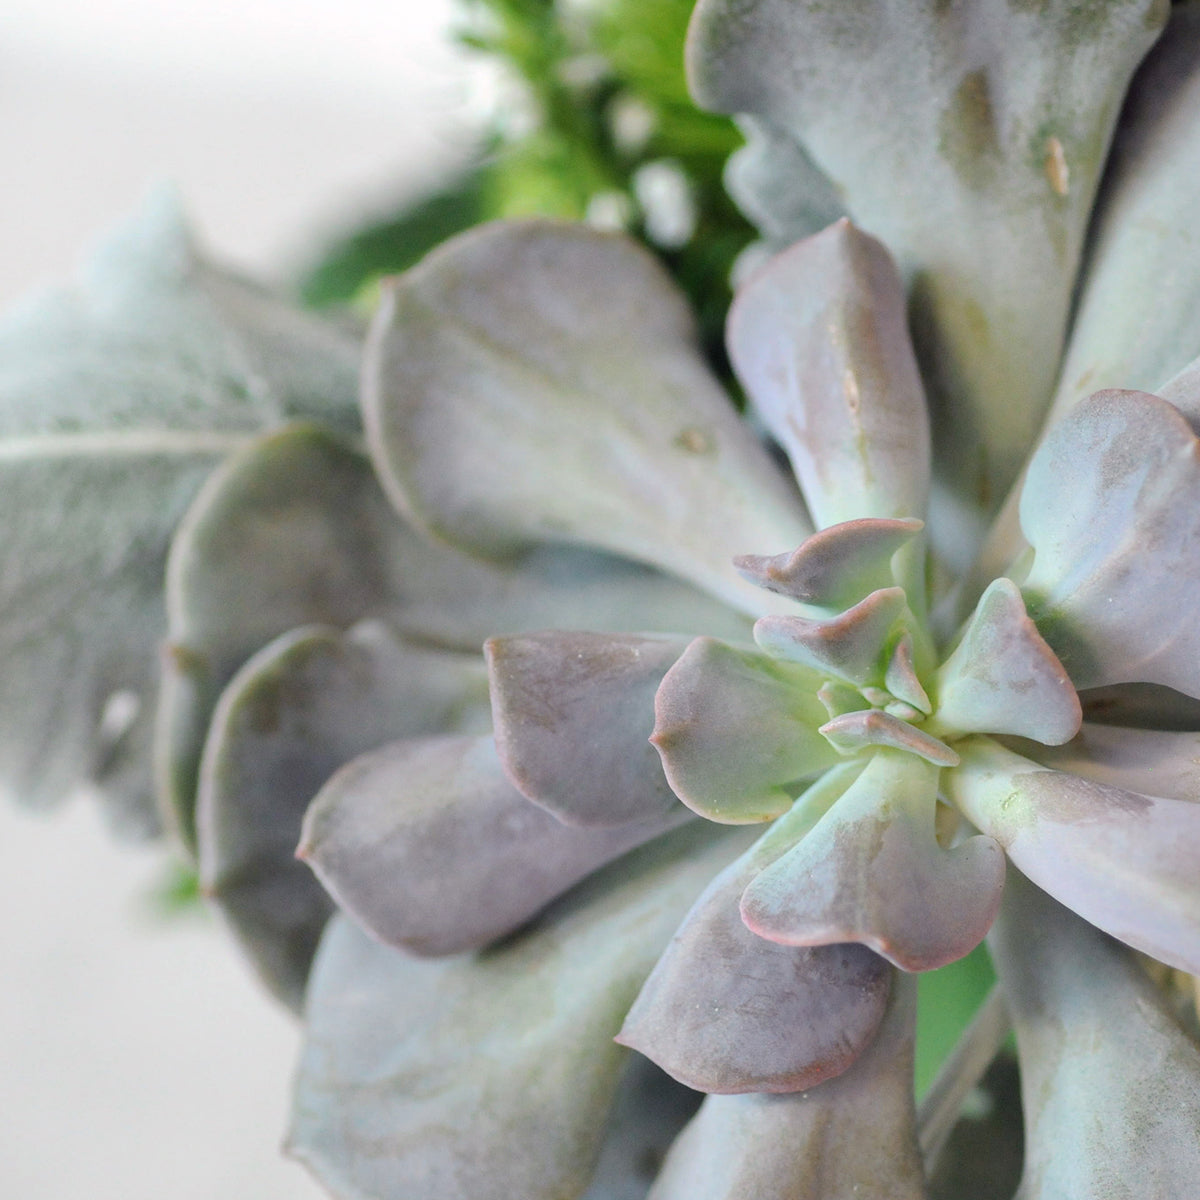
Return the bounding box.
[617,777,891,1094]
[817,710,961,768]
[753,587,908,688]
[652,637,838,824]
[734,517,924,613]
[931,578,1080,745]
[0,192,361,834]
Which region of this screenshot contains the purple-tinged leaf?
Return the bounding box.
[617,771,891,1094]
[885,633,931,715]
[647,975,924,1200]
[742,750,1003,971]
[487,631,688,827]
[363,219,812,617]
[727,221,930,530]
[298,734,692,956]
[1020,389,1200,696]
[819,710,960,769]
[195,621,487,1009]
[651,637,838,824]
[161,424,752,850]
[989,871,1200,1200]
[1026,722,1200,803]
[289,821,749,1200]
[734,517,924,611]
[753,587,907,688]
[948,738,1200,974]
[931,578,1080,745]
[690,0,1165,518]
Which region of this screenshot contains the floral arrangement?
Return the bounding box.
[3,1,1199,1197]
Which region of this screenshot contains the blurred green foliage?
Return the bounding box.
[914,940,999,1098]
[298,0,754,368]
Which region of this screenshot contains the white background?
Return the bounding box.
[0,3,484,1195]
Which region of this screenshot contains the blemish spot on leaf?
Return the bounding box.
[165,641,208,678]
[675,426,714,454]
[939,70,999,189]
[1044,136,1070,197]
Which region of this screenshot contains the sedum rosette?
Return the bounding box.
[3,1,1200,1198]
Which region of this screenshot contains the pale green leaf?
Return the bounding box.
[689,0,1166,518]
[742,750,1004,971]
[990,871,1200,1200]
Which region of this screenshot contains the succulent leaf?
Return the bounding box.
[1020,388,1200,696]
[0,193,360,834]
[734,517,924,612]
[487,631,691,827]
[162,424,752,848]
[722,114,847,245]
[689,0,1166,518]
[618,777,892,1094]
[816,709,960,768]
[1027,722,1200,801]
[741,750,1005,971]
[989,870,1200,1200]
[289,821,750,1200]
[726,220,931,530]
[651,637,839,823]
[362,218,813,617]
[753,587,908,688]
[195,621,488,1009]
[1041,1,1200,431]
[949,737,1200,974]
[931,578,1081,745]
[973,3,1200,588]
[298,734,693,956]
[885,633,932,716]
[647,975,925,1200]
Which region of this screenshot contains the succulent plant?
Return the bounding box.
[4,1,1200,1198]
